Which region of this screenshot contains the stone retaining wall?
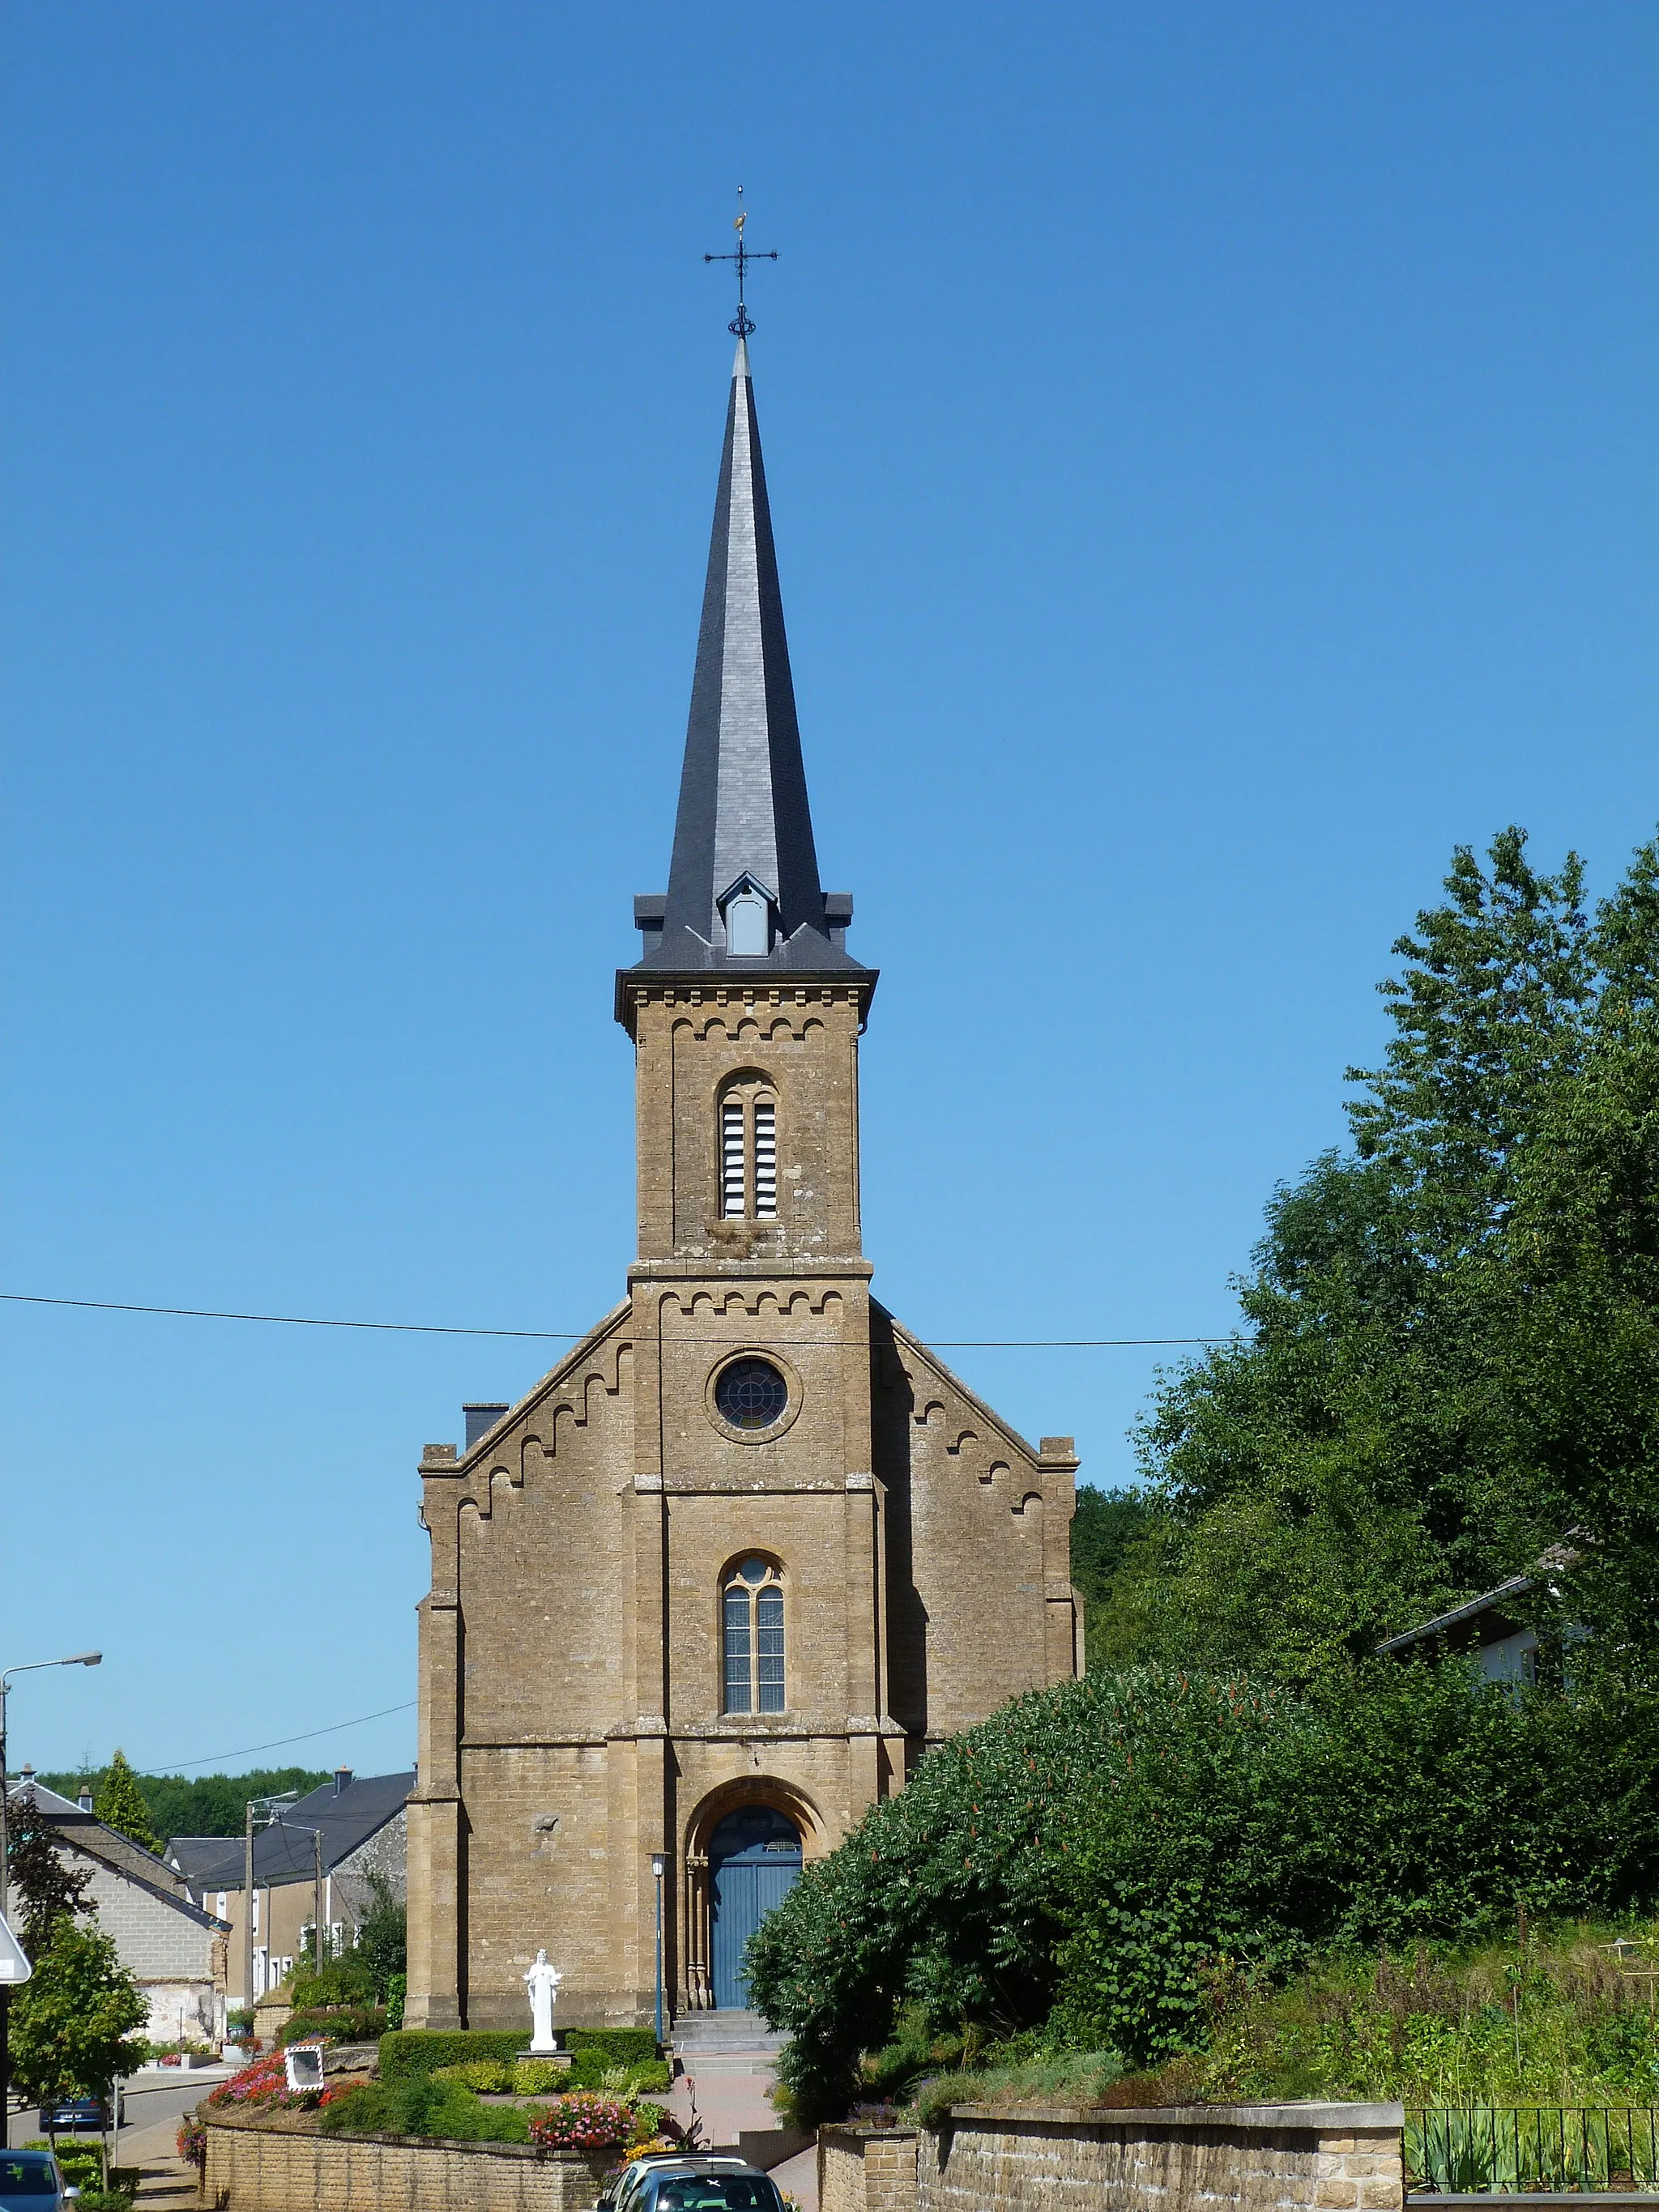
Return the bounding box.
[199,2108,611,2212]
[821,2101,1405,2212]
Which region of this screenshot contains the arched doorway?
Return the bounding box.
[707,1804,802,2010]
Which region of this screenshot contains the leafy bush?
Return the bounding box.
[567,2028,660,2067]
[748,1662,1659,2120]
[432,2060,514,2093]
[378,2025,661,2083]
[513,2058,566,2094]
[290,1960,375,2010]
[320,2074,531,2142]
[384,1973,407,2031]
[378,2030,529,2082]
[276,2005,386,2047]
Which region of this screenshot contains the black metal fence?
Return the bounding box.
[1406,2108,1659,2194]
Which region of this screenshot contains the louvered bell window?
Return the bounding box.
[719,1085,778,1220]
[721,1099,746,1217]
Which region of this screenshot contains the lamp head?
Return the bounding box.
[650,1852,666,1880]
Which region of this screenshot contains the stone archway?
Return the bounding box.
[681,1778,820,2012]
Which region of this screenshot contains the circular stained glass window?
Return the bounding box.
[715,1357,790,1431]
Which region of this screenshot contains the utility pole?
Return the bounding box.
[241,1792,297,2040]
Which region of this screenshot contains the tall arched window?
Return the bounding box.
[718,1079,778,1221]
[723,1556,785,1714]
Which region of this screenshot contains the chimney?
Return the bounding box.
[463,1403,510,1451]
[333,1767,353,1796]
[78,1784,93,1812]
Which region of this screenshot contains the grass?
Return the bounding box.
[834,1920,1659,2126]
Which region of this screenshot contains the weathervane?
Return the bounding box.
[704,185,777,339]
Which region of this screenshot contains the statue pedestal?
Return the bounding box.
[517,2046,573,2069]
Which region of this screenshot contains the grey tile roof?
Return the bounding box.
[628,339,872,987]
[164,1770,414,1893]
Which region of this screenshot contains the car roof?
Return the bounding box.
[3,2150,55,2162]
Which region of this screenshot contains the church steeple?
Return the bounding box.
[629,339,864,982]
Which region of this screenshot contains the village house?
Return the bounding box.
[164,1767,411,2008]
[9,1775,231,2047]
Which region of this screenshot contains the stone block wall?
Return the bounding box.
[820,2127,923,2212]
[200,2111,611,2212]
[918,2103,1404,2212]
[819,2102,1405,2212]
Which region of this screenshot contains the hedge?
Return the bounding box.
[378,2025,659,2082]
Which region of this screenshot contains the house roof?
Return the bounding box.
[6,1782,229,1932]
[1375,1575,1535,1656]
[624,337,870,990]
[164,1769,414,1893]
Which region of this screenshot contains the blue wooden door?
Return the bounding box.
[709,1806,803,2010]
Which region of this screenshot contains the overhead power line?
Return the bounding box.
[137,1700,420,1777]
[0,1289,1235,1351]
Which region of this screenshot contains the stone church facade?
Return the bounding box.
[406,335,1084,2032]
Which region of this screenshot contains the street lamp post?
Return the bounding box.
[241,1792,297,2043]
[0,1652,102,2150]
[650,1853,666,2050]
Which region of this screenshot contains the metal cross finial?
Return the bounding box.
[703,185,777,339]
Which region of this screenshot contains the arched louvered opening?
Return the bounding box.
[720,1097,746,1218]
[753,1099,776,1217]
[717,1076,778,1220]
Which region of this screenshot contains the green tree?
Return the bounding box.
[39,1764,330,1843]
[1113,827,1659,1681]
[352,1871,407,2001]
[6,1790,92,1954]
[93,1750,160,1852]
[10,1919,148,2104]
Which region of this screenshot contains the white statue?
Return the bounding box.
[523,1948,563,2053]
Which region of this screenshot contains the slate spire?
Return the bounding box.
[631,338,862,976]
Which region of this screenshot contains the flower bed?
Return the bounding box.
[203,2051,325,2115]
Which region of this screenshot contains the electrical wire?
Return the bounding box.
[0,1289,1235,1350]
[136,1701,419,1777]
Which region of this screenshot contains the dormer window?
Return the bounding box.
[719,874,774,957]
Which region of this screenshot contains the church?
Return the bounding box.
[405,326,1085,2033]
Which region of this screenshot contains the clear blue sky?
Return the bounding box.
[2,3,1653,1784]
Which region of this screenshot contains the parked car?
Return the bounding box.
[0,2148,79,2209]
[35,2095,117,2134]
[599,2154,784,2212]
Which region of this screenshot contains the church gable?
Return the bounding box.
[873,1311,1081,1739]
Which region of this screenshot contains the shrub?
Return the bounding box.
[748,1663,1659,2120]
[384,1973,407,2031]
[379,2026,662,2083]
[512,2058,565,2094]
[290,1960,375,2010]
[319,2074,531,2142]
[566,2027,660,2067]
[432,2060,514,2093]
[377,2030,525,2082]
[276,2005,387,2047]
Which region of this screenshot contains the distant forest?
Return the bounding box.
[37,1765,330,1842]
